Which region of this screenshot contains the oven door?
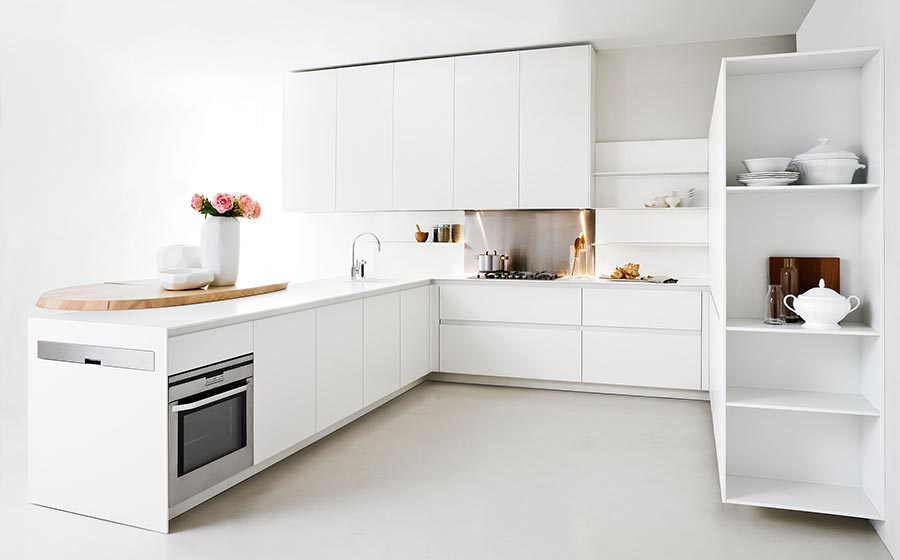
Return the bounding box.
[168,358,254,507]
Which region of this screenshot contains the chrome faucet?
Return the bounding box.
[351,232,382,279]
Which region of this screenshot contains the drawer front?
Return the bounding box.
[440,324,581,382]
[440,285,581,325]
[168,322,253,374]
[582,289,701,330]
[582,330,701,390]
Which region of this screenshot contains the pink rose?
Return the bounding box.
[237,194,256,217]
[190,194,204,211]
[251,202,261,219]
[211,193,234,214]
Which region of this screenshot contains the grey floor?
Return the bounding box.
[0,382,891,559]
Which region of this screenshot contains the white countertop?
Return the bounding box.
[33,275,708,336]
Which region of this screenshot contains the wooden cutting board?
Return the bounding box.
[768,257,840,293]
[36,279,289,311]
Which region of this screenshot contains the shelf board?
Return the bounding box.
[727,387,880,417]
[726,318,880,337]
[726,183,879,194]
[594,207,708,211]
[593,170,708,177]
[592,241,708,247]
[725,47,880,76]
[725,475,882,520]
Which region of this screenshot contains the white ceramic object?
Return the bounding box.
[157,268,214,291]
[791,138,865,185]
[200,216,240,286]
[665,196,681,208]
[156,245,201,272]
[783,278,860,329]
[742,157,792,173]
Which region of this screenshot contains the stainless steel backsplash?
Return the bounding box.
[463,210,595,275]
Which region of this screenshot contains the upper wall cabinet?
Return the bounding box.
[283,70,337,212]
[336,64,394,211]
[393,58,455,210]
[519,45,594,209]
[453,51,520,210]
[283,45,595,212]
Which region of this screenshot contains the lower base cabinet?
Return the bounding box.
[364,293,401,406]
[253,310,316,464]
[401,286,431,385]
[440,323,581,382]
[582,329,701,390]
[317,300,364,429]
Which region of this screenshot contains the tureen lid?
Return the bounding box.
[798,278,844,300]
[793,138,859,161]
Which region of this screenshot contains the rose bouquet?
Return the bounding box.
[191,193,261,219]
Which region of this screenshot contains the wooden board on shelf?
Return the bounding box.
[769,257,839,293]
[36,279,290,311]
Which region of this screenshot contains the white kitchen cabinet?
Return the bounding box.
[440,323,581,382]
[583,329,701,390]
[336,64,394,211]
[519,45,594,209]
[453,51,519,209]
[316,300,364,429]
[168,322,253,374]
[364,293,401,406]
[393,58,454,210]
[283,70,337,212]
[253,310,316,464]
[440,284,581,325]
[582,289,701,331]
[400,286,431,385]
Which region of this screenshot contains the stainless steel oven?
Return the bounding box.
[168,354,254,506]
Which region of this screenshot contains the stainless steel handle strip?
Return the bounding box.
[171,383,249,413]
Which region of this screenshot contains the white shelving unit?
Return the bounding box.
[707,47,884,520]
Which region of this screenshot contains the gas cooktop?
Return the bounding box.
[471,271,559,281]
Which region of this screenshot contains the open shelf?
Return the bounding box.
[593,170,707,177]
[727,387,879,417]
[593,241,707,247]
[726,183,879,194]
[594,207,707,211]
[725,47,880,77]
[725,475,882,520]
[726,318,879,337]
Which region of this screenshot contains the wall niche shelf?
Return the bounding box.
[726,387,880,417]
[726,183,879,194]
[726,318,880,337]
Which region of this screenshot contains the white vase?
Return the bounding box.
[200,216,240,286]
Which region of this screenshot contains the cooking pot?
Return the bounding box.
[783,278,860,329]
[474,250,501,273]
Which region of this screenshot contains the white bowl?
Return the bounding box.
[742,157,793,173]
[158,268,214,291]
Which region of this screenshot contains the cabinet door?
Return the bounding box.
[582,330,701,390]
[364,293,401,406]
[316,300,364,429]
[453,51,519,209]
[401,286,431,385]
[393,58,454,210]
[253,311,316,464]
[519,45,593,209]
[336,64,394,211]
[283,70,337,212]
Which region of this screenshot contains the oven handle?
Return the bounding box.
[171,382,250,413]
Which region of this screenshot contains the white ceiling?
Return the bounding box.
[2,0,816,72]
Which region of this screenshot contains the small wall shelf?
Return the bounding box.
[593,170,708,177]
[593,241,708,247]
[726,318,879,337]
[726,183,879,194]
[594,207,708,211]
[725,475,883,520]
[727,387,880,417]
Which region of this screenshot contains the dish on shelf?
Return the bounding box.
[742,157,792,173]
[792,138,866,185]
[737,172,799,186]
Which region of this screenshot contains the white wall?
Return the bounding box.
[595,36,796,141]
[797,0,898,554]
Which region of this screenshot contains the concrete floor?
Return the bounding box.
[0,381,891,559]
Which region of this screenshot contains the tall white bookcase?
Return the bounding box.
[708,47,884,519]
